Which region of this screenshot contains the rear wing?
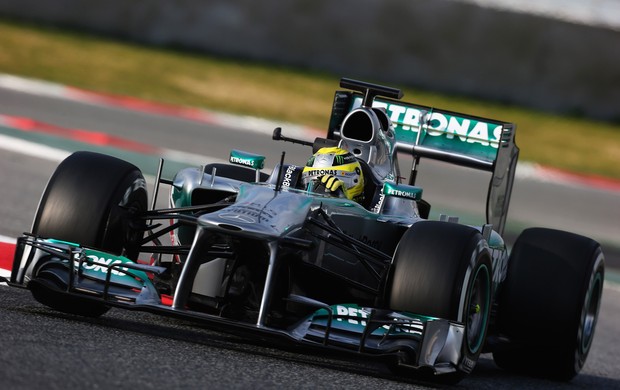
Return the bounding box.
[327,86,519,235]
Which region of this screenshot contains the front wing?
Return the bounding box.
[7,236,470,376]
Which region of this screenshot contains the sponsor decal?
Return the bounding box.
[230,156,256,168]
[304,169,338,176]
[307,149,357,168]
[281,165,297,188]
[387,188,411,198]
[75,250,148,288]
[461,356,477,373]
[372,101,503,149]
[81,255,130,276]
[382,183,422,201]
[370,192,385,214]
[302,169,357,181]
[386,187,419,200]
[491,249,508,284]
[336,305,369,326]
[229,150,265,170]
[320,304,424,335]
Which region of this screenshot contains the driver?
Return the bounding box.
[301,147,365,203]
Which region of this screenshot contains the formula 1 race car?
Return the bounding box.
[6,78,604,383]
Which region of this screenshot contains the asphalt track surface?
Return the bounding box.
[1,82,619,389]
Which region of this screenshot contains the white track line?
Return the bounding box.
[0,134,70,162]
[0,73,318,139]
[0,235,16,243]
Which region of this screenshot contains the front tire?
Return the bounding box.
[493,228,605,380]
[29,151,148,317]
[33,151,148,258]
[387,221,493,381]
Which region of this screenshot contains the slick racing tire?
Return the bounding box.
[493,228,604,381]
[387,221,493,382]
[33,151,148,259]
[30,151,148,317]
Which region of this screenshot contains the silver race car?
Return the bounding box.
[6,78,604,384]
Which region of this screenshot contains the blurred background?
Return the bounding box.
[0,0,618,120]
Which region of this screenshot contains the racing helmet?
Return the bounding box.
[302,147,364,201]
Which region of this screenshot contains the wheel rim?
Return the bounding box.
[466,264,491,354]
[581,271,603,352]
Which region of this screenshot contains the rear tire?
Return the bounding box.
[387,221,493,381]
[30,151,148,317]
[493,228,604,380]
